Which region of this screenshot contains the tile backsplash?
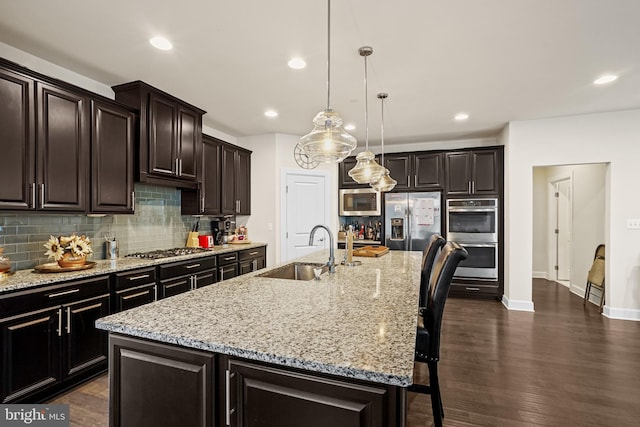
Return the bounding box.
[0,184,214,271]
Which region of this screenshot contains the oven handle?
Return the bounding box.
[458,243,497,248]
[447,207,496,213]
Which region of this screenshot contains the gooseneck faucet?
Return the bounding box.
[308,225,335,273]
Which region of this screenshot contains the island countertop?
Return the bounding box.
[96,250,422,387]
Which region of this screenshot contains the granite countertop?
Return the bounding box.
[0,242,267,294]
[96,249,422,387]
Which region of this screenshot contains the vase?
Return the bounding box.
[57,252,86,268]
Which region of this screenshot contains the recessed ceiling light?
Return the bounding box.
[593,74,618,85]
[454,112,469,121]
[149,36,173,51]
[264,110,278,118]
[344,124,356,131]
[287,57,307,70]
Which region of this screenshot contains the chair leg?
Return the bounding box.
[583,282,591,306]
[599,283,605,314]
[428,361,443,427]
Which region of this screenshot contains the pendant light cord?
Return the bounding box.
[364,54,369,150]
[326,0,331,111]
[380,94,385,164]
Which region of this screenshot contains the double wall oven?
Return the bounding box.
[446,198,498,280]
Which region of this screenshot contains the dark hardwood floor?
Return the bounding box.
[50,279,640,426]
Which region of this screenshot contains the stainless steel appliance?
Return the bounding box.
[446,198,499,280]
[384,192,442,251]
[125,247,211,259]
[339,188,381,216]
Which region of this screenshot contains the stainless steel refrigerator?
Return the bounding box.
[384,192,442,251]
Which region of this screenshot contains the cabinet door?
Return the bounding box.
[194,269,217,289]
[219,264,238,281]
[236,149,251,214]
[115,283,157,312]
[161,276,192,299]
[202,135,222,214]
[221,144,237,214]
[37,82,89,211]
[0,306,61,403]
[91,100,135,213]
[472,149,500,195]
[414,152,443,190]
[239,257,265,275]
[177,106,199,181]
[227,359,394,427]
[63,294,110,379]
[445,152,472,196]
[148,92,177,177]
[338,157,359,188]
[384,154,411,191]
[0,67,35,210]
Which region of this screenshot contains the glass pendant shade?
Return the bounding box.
[370,168,397,192]
[348,150,385,183]
[299,109,357,163]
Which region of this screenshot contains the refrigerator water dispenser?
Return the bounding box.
[390,218,405,240]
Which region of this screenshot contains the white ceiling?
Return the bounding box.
[1,0,639,147]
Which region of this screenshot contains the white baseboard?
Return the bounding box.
[502,295,535,312]
[532,271,547,279]
[603,306,640,321]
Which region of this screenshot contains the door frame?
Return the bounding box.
[279,168,331,263]
[548,174,572,287]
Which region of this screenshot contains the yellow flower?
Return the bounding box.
[44,236,64,261]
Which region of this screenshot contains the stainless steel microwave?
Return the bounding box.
[339,188,381,216]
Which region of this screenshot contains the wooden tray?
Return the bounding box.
[33,261,97,273]
[229,240,251,245]
[352,245,389,257]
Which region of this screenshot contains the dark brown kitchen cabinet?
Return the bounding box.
[113,267,157,312]
[218,252,239,281]
[445,147,502,196]
[0,66,34,210]
[112,81,205,189]
[181,134,222,215]
[158,256,217,299]
[383,152,443,191]
[90,99,135,213]
[109,335,215,427]
[37,82,89,211]
[0,275,110,403]
[226,358,402,427]
[222,143,252,215]
[238,247,266,275]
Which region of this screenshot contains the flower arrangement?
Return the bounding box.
[44,234,93,261]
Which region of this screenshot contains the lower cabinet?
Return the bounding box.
[0,276,110,403]
[238,247,266,275]
[158,256,217,299]
[113,267,157,312]
[107,335,404,427]
[218,252,239,281]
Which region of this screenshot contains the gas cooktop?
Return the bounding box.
[125,247,211,259]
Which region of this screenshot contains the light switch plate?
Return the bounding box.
[626,219,640,229]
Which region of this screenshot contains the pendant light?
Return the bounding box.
[348,46,386,184]
[371,93,397,192]
[299,0,357,163]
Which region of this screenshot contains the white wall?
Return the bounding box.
[503,110,640,320]
[531,168,548,278]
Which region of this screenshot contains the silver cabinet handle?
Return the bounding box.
[252,259,257,271]
[185,263,201,269]
[191,275,196,290]
[249,251,259,256]
[414,175,417,187]
[407,176,410,188]
[66,307,71,334]
[225,370,231,426]
[153,284,158,301]
[219,267,225,281]
[175,158,179,175]
[466,287,481,291]
[48,288,80,298]
[224,256,235,261]
[122,290,151,300]
[31,182,36,209]
[128,274,150,281]
[131,191,135,210]
[201,196,205,213]
[40,183,45,207]
[57,308,63,337]
[179,159,183,176]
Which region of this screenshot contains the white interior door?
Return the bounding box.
[556,179,572,282]
[283,171,328,262]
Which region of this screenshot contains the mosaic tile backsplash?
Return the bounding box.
[0,184,214,271]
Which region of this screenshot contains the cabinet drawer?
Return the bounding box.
[160,276,192,299]
[218,264,238,281]
[195,269,216,289]
[0,276,110,317]
[238,247,265,261]
[115,283,157,312]
[114,267,156,291]
[449,282,499,299]
[158,256,217,280]
[218,252,239,266]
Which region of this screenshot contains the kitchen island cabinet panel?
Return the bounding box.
[109,335,215,427]
[0,66,34,210]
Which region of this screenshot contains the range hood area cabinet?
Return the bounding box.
[0,59,135,214]
[112,81,205,190]
[181,135,252,216]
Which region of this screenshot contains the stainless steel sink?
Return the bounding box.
[257,262,329,281]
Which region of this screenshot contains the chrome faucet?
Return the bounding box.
[308,225,335,273]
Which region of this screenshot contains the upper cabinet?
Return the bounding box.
[383,152,444,191]
[90,99,135,213]
[338,155,382,188]
[181,134,222,215]
[221,143,251,215]
[445,147,502,196]
[113,81,205,189]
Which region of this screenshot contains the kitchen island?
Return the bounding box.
[96,250,422,427]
